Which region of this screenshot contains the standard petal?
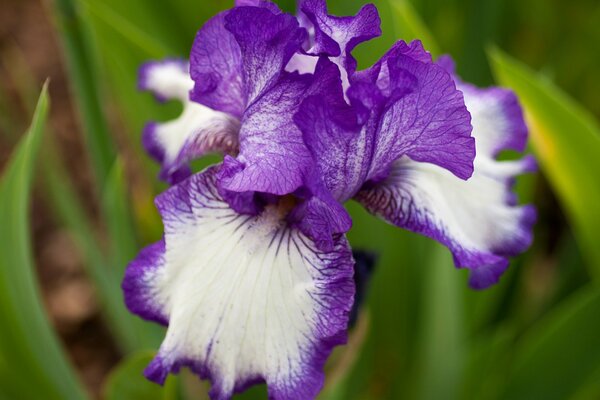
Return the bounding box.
[286,52,319,74]
[190,12,245,118]
[299,0,381,88]
[355,70,536,289]
[125,167,355,400]
[140,60,240,184]
[218,73,314,195]
[295,58,370,202]
[223,6,307,107]
[349,40,475,182]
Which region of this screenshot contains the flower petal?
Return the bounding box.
[437,55,529,157]
[123,167,355,399]
[139,60,240,184]
[295,58,370,202]
[190,12,245,118]
[355,67,536,288]
[223,6,307,108]
[289,176,352,251]
[122,239,168,326]
[218,72,315,195]
[349,40,475,181]
[299,0,381,88]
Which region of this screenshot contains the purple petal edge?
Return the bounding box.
[122,239,168,325]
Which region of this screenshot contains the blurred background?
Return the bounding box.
[0,0,599,399]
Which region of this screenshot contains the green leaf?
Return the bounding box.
[53,0,116,186]
[104,351,177,400]
[389,0,441,56]
[43,154,140,351]
[0,83,87,400]
[103,159,139,276]
[335,202,433,399]
[488,47,600,280]
[501,287,600,400]
[102,159,164,350]
[77,0,170,57]
[414,245,465,400]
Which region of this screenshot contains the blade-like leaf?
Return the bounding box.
[335,202,433,399]
[43,157,139,351]
[0,83,88,400]
[102,159,164,349]
[488,47,600,279]
[501,287,600,400]
[389,0,441,56]
[77,0,170,58]
[53,0,116,185]
[414,245,465,400]
[103,159,139,276]
[103,351,177,400]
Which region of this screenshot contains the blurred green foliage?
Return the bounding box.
[0,0,599,399]
[0,85,87,399]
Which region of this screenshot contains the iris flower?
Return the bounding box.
[123,0,536,398]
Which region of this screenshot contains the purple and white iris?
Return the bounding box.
[123,0,536,398]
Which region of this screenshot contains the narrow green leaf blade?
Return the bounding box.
[43,157,139,351]
[102,159,163,350]
[488,47,600,279]
[53,0,116,185]
[415,245,465,400]
[0,83,87,400]
[389,0,441,56]
[501,287,600,400]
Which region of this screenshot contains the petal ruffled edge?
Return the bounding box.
[348,40,475,182]
[123,166,355,399]
[122,239,169,326]
[355,58,536,288]
[356,157,536,289]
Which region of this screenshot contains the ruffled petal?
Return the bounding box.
[190,12,245,118]
[218,72,315,195]
[348,40,475,181]
[123,167,355,400]
[295,58,370,202]
[139,60,240,184]
[437,55,529,157]
[299,0,381,88]
[223,6,307,108]
[122,239,168,326]
[355,64,536,289]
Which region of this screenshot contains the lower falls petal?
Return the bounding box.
[139,59,240,184]
[123,167,355,400]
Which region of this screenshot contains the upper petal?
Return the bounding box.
[234,0,277,8]
[355,61,536,289]
[295,57,370,202]
[123,166,355,399]
[139,60,240,184]
[299,0,381,86]
[218,72,315,195]
[349,40,475,182]
[190,11,245,118]
[223,6,307,108]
